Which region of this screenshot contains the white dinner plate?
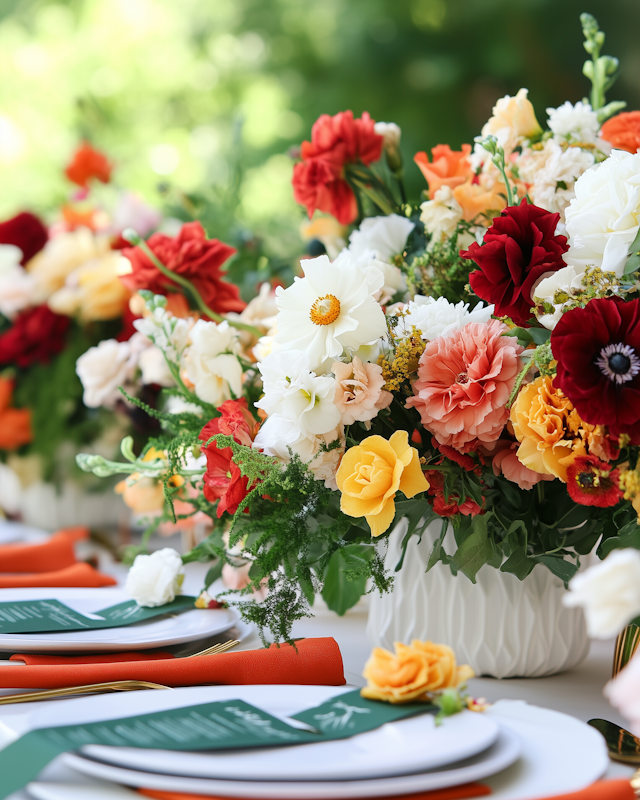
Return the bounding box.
[0,522,48,546]
[0,588,239,653]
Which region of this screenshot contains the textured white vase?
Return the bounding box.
[367,518,590,678]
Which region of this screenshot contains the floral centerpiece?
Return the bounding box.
[78,14,640,651]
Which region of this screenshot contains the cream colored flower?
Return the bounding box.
[332,357,392,426]
[184,319,243,405]
[420,186,464,248]
[47,251,130,321]
[347,214,415,263]
[0,244,35,320]
[76,338,140,408]
[125,548,184,607]
[482,88,542,151]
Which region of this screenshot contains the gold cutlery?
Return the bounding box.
[187,638,240,657]
[588,718,640,764]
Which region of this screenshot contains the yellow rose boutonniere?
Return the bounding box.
[336,430,429,537]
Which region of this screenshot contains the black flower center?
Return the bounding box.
[609,353,631,374]
[577,472,596,489]
[595,342,640,385]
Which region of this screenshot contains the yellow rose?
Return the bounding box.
[482,88,542,153]
[336,430,429,537]
[48,251,130,321]
[510,375,587,482]
[361,640,475,704]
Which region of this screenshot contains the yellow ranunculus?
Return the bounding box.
[336,430,429,537]
[47,251,130,322]
[361,640,475,704]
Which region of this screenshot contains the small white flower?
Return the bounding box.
[0,244,35,320]
[133,305,191,364]
[76,338,139,408]
[533,265,584,330]
[275,252,387,371]
[252,334,277,362]
[393,296,494,341]
[125,547,184,607]
[546,101,601,144]
[347,214,415,263]
[420,186,464,247]
[138,345,175,387]
[563,550,640,638]
[184,319,243,406]
[374,121,401,151]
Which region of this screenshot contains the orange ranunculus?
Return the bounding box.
[600,111,640,154]
[336,430,429,537]
[414,144,472,199]
[65,142,112,188]
[361,640,474,703]
[452,177,507,222]
[0,378,32,450]
[510,375,591,482]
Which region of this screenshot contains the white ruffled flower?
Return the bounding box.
[420,186,464,248]
[275,252,387,371]
[546,101,601,144]
[0,244,35,320]
[393,296,494,341]
[565,149,640,277]
[347,214,415,263]
[184,319,243,406]
[533,265,584,330]
[563,550,640,638]
[126,547,184,607]
[373,121,401,151]
[76,338,140,408]
[138,345,175,387]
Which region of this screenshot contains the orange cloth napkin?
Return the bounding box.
[138,786,491,800]
[0,637,345,689]
[537,780,635,799]
[0,562,116,588]
[0,526,89,573]
[10,651,175,665]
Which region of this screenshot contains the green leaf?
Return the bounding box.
[599,519,640,559]
[500,545,535,580]
[452,515,492,583]
[321,545,374,616]
[534,555,578,584]
[623,229,640,275]
[528,327,552,345]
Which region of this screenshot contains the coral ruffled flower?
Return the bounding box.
[121,222,244,315]
[361,640,474,704]
[406,319,523,452]
[461,201,568,327]
[0,304,70,368]
[292,111,383,225]
[0,212,48,265]
[199,398,260,517]
[0,377,31,450]
[452,178,507,223]
[414,144,472,199]
[550,297,640,439]
[336,430,429,537]
[565,455,623,508]
[65,142,112,188]
[332,357,392,426]
[600,111,640,154]
[491,440,552,491]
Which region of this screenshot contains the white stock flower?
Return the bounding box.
[565,149,640,276]
[347,214,415,263]
[184,319,243,405]
[76,338,139,408]
[420,186,464,247]
[275,253,387,370]
[393,296,494,341]
[138,345,175,387]
[546,101,601,144]
[374,121,401,150]
[133,306,191,364]
[0,244,35,319]
[126,547,184,607]
[563,549,640,638]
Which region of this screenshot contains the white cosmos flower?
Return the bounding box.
[0,244,35,320]
[347,214,415,263]
[184,319,243,406]
[275,253,387,370]
[565,149,640,276]
[546,101,601,144]
[393,296,494,341]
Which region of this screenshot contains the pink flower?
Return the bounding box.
[406,320,523,451]
[490,440,554,491]
[332,357,393,426]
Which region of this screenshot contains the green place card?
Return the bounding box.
[0,596,197,635]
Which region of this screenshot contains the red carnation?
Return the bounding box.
[292,111,383,225]
[0,305,70,368]
[121,222,245,314]
[461,202,568,327]
[424,469,483,518]
[565,455,622,508]
[199,399,260,517]
[65,142,112,188]
[551,297,640,438]
[0,212,48,265]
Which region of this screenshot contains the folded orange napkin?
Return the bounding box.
[10,651,175,665]
[537,780,635,799]
[0,562,116,588]
[0,637,345,689]
[0,526,89,573]
[138,785,491,800]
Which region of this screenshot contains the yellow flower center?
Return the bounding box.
[310,294,340,326]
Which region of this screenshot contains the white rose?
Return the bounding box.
[138,345,175,387]
[420,186,464,247]
[0,244,35,319]
[76,339,137,408]
[184,319,243,405]
[565,149,640,276]
[347,214,415,263]
[125,547,184,607]
[563,549,640,638]
[393,295,494,341]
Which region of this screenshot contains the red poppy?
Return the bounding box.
[0,305,70,368]
[550,297,640,438]
[199,399,260,517]
[600,111,640,154]
[292,111,383,225]
[65,142,112,188]
[565,456,623,508]
[0,212,48,265]
[121,222,245,315]
[424,469,483,517]
[461,201,568,327]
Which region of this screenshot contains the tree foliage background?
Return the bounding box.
[1,0,639,243]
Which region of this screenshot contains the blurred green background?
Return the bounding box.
[1,0,638,240]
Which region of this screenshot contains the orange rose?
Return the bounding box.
[414,145,472,199]
[0,377,32,451]
[600,111,640,154]
[362,640,474,703]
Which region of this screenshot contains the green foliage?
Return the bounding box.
[406,223,475,305]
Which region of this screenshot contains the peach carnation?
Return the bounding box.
[332,357,393,426]
[406,319,523,451]
[491,440,554,491]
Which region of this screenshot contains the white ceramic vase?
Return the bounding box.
[367,518,590,678]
